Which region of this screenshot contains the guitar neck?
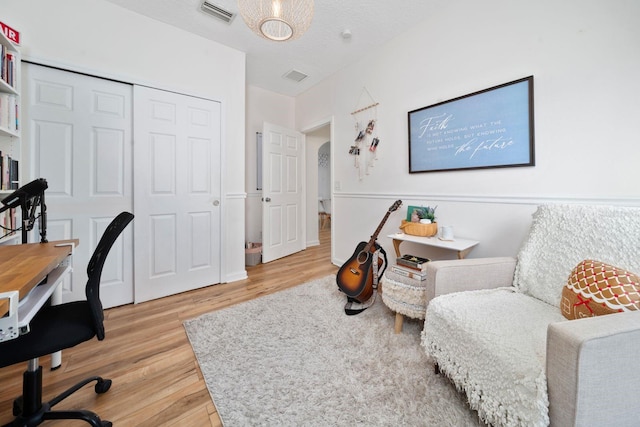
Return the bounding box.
[364,210,392,252]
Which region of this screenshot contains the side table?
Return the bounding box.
[383,232,479,333]
[388,233,479,259]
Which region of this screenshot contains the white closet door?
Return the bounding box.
[133,86,221,303]
[22,63,134,307]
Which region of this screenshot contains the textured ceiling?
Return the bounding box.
[104,0,433,96]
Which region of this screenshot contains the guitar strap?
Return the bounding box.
[344,244,388,315]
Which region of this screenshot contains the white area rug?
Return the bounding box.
[183,275,482,426]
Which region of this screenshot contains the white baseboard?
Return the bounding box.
[224,271,248,283]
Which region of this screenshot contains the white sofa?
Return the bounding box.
[421,204,640,427]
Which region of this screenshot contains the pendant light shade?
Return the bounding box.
[238,0,314,41]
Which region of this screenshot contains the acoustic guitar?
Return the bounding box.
[336,200,402,303]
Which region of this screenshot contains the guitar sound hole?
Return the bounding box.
[357,251,369,265]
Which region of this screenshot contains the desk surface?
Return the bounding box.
[0,239,78,315]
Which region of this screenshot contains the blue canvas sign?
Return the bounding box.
[408,76,535,173]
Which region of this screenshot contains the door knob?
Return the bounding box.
[264,197,271,202]
[212,200,220,206]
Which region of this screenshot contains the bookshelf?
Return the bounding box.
[0,22,20,244]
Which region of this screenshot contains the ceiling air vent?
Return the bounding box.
[283,69,309,83]
[200,1,236,24]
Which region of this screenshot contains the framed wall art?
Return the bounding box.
[408,76,535,173]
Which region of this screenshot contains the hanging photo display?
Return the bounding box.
[350,88,380,180]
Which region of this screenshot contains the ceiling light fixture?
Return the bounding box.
[238,0,314,42]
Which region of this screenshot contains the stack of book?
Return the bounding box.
[0,152,18,190]
[390,254,430,281]
[1,44,17,89]
[0,93,18,133]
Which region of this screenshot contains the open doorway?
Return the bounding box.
[304,121,332,260]
[318,141,331,243]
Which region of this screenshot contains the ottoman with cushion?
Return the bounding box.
[381,269,430,333]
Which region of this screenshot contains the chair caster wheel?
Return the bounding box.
[102,421,113,427]
[95,378,112,394]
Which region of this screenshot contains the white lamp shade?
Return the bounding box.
[238,0,314,41]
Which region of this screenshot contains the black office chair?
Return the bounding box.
[0,212,134,427]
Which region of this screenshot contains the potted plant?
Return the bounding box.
[415,206,437,224]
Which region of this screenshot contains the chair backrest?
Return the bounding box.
[86,212,134,340]
[514,204,640,308]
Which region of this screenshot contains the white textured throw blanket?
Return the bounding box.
[514,204,640,307]
[423,288,565,426]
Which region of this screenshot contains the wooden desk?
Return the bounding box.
[0,240,78,318]
[0,240,77,368]
[388,233,479,259]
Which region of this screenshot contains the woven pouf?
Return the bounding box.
[381,269,430,333]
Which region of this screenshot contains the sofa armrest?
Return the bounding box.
[425,257,516,301]
[547,312,640,427]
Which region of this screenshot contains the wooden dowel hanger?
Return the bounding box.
[350,102,380,116]
[351,87,379,116]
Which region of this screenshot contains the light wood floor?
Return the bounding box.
[0,228,336,426]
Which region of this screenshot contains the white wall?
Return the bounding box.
[3,0,248,281]
[296,0,640,265]
[245,85,295,244]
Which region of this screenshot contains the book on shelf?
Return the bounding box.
[0,152,17,190]
[390,264,428,280]
[1,49,17,88]
[0,93,18,132]
[0,152,6,190]
[9,157,18,189]
[396,254,431,271]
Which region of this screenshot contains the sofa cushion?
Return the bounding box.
[422,288,566,427]
[514,204,640,308]
[561,259,640,320]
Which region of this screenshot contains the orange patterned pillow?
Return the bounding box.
[561,260,640,320]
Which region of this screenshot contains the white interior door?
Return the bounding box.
[261,122,305,263]
[22,63,134,307]
[133,86,221,303]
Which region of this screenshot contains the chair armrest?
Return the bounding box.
[425,257,516,301]
[547,312,640,427]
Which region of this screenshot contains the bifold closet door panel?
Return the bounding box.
[133,85,222,304]
[22,63,134,307]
